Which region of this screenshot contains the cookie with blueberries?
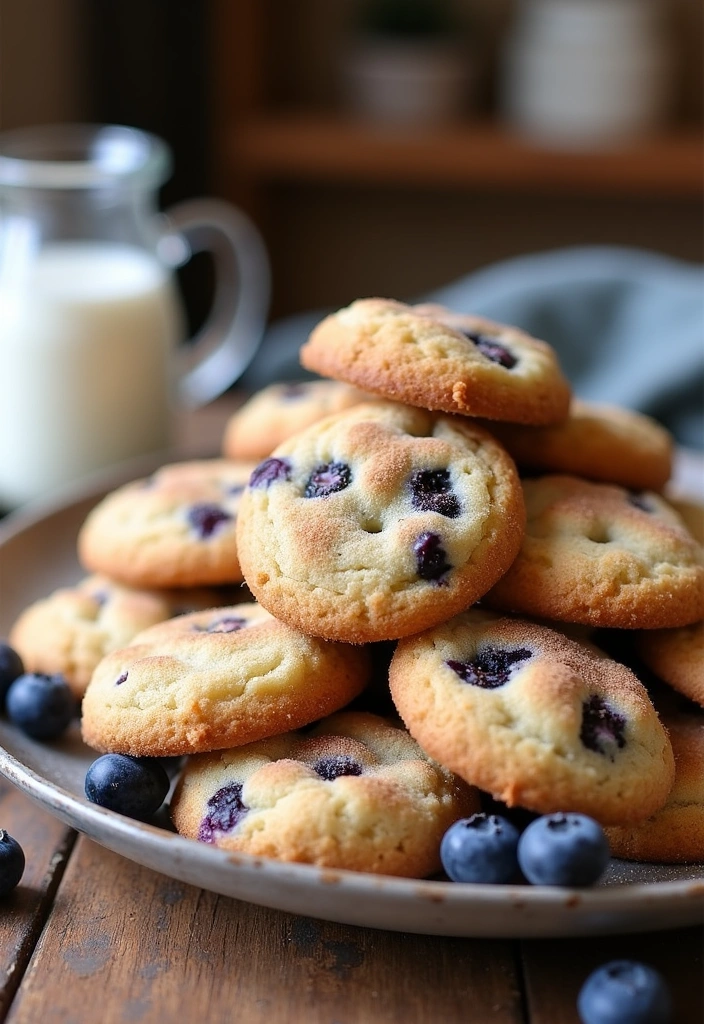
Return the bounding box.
[389,609,675,825]
[299,298,571,425]
[8,575,171,699]
[222,379,372,461]
[81,603,372,757]
[78,459,257,589]
[479,399,673,492]
[484,475,704,629]
[236,401,525,643]
[606,691,704,863]
[171,711,479,876]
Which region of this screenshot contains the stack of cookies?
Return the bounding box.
[10,298,704,876]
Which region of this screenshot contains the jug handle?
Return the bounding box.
[161,198,270,408]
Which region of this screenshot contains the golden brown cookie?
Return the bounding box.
[222,379,371,461]
[236,401,525,643]
[78,459,256,589]
[484,475,704,629]
[171,711,479,876]
[389,609,675,825]
[480,399,673,492]
[9,575,171,699]
[300,298,571,425]
[635,620,704,707]
[81,604,371,756]
[606,693,704,863]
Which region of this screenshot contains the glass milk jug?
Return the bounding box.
[0,123,270,509]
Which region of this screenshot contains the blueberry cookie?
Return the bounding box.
[171,711,479,876]
[664,495,704,545]
[389,609,675,825]
[484,475,704,629]
[8,575,171,699]
[236,401,525,643]
[481,400,673,492]
[78,459,256,589]
[81,603,371,757]
[222,379,372,461]
[299,298,571,425]
[635,620,704,707]
[606,693,704,863]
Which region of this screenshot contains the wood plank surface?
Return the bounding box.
[0,782,75,1019]
[6,837,525,1024]
[520,926,704,1024]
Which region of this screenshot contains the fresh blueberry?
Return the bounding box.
[85,754,170,821]
[198,782,248,842]
[313,756,363,781]
[577,960,673,1024]
[440,813,520,884]
[446,645,532,689]
[5,673,75,740]
[304,461,352,498]
[0,830,25,897]
[413,531,452,582]
[0,643,24,704]
[517,813,610,887]
[627,492,654,514]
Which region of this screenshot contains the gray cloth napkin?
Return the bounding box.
[240,246,704,449]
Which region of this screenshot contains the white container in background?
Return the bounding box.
[341,39,469,127]
[500,0,672,146]
[0,124,270,509]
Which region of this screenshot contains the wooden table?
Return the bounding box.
[0,398,702,1024]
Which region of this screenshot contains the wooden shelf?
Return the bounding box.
[228,112,704,198]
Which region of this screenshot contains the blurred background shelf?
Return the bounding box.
[228,113,703,197]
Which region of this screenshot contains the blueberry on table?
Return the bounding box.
[0,643,24,703]
[5,673,75,740]
[0,830,25,897]
[517,813,610,887]
[85,754,170,821]
[577,960,672,1024]
[440,813,520,884]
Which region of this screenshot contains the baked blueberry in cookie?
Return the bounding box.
[171,711,479,876]
[389,609,674,825]
[446,645,532,689]
[81,603,372,757]
[236,401,525,643]
[410,469,460,518]
[78,460,257,588]
[250,458,291,489]
[198,783,248,843]
[300,299,571,424]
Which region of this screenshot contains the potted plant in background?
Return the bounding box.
[339,0,472,128]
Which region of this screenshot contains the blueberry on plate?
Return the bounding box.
[0,830,25,897]
[440,813,520,883]
[85,754,170,821]
[0,643,24,703]
[577,960,672,1024]
[5,672,75,740]
[517,812,610,887]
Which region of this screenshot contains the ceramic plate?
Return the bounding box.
[0,463,702,938]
